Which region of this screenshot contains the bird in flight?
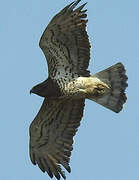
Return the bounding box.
[30,0,128,179]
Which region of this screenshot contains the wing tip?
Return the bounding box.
[70,0,87,11]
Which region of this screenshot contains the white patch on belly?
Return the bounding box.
[75,77,102,89]
[63,76,102,96]
[63,76,110,98]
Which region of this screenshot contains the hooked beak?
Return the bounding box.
[30,88,34,94]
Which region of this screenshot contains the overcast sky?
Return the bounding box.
[1,0,139,180]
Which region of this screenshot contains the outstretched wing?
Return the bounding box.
[29,98,85,180]
[39,0,91,79]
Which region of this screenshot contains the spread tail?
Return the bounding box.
[89,63,128,113]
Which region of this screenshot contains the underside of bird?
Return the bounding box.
[31,62,128,113]
[30,0,128,180]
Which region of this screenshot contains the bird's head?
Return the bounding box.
[30,80,48,97]
[30,78,61,98]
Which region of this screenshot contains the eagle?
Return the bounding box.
[29,0,128,179]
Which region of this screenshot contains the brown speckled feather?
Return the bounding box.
[30,98,85,180]
[39,0,91,79]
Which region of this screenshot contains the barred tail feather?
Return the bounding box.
[90,62,128,113]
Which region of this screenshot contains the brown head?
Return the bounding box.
[30,77,61,98]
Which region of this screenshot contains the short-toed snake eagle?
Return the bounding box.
[30,0,128,179]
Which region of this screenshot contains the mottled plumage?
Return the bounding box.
[30,0,128,180]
